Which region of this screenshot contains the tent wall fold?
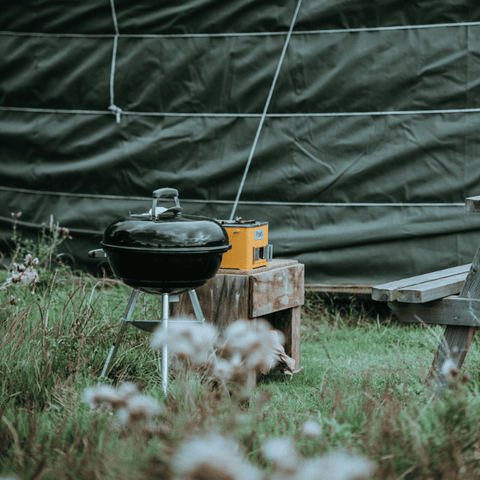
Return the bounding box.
[1,0,480,287]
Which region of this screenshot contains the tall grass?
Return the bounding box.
[1,263,480,478]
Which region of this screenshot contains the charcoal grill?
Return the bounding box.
[90,188,231,392]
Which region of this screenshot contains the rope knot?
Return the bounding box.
[109,104,123,124]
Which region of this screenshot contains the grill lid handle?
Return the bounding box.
[156,206,183,219]
[153,188,179,200]
[151,188,181,219]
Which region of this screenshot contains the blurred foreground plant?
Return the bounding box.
[150,318,295,399]
[83,382,164,432]
[83,319,375,480]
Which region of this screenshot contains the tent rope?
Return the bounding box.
[4,105,480,119]
[229,0,304,221]
[2,21,480,38]
[0,185,466,208]
[108,0,122,124]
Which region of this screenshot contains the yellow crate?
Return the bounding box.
[220,220,271,270]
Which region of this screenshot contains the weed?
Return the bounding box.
[2,232,480,478]
[1,213,73,299]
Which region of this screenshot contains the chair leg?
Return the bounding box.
[430,326,476,387]
[430,246,480,387]
[99,289,140,379]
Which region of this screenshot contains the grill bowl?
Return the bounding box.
[101,243,229,294]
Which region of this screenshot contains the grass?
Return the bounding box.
[2,267,480,479]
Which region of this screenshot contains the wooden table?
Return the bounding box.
[372,195,480,385]
[171,259,304,368]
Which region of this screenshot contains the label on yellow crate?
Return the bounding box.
[254,229,264,241]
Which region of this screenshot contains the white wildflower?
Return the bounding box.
[261,437,299,474]
[212,358,236,381]
[25,254,39,266]
[19,268,39,286]
[116,381,139,400]
[117,394,162,425]
[8,259,40,293]
[57,226,72,239]
[84,383,162,427]
[441,357,460,386]
[293,451,375,480]
[150,321,218,365]
[83,384,127,410]
[172,434,262,480]
[9,295,19,306]
[222,320,258,352]
[220,319,282,374]
[301,420,322,439]
[441,358,457,377]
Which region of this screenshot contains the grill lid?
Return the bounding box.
[101,188,230,252]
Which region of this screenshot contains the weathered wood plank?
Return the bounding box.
[371,264,471,302]
[465,195,480,213]
[395,272,468,303]
[249,264,304,317]
[306,284,372,294]
[218,258,299,275]
[388,296,480,327]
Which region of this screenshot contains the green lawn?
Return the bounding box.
[2,272,480,479]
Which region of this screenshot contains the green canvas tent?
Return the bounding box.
[2,0,480,288]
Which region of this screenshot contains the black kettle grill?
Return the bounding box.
[90,188,231,393]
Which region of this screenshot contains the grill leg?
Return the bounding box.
[99,289,140,380]
[161,293,169,394]
[189,289,205,323]
[160,290,205,394]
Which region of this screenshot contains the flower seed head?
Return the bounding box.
[293,452,375,480]
[212,358,235,381]
[116,381,139,400]
[118,394,161,425]
[83,385,126,410]
[9,296,19,306]
[173,435,262,480]
[150,321,218,365]
[301,420,322,439]
[261,438,299,474]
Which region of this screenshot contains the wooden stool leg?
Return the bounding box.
[268,306,301,368]
[288,306,302,368]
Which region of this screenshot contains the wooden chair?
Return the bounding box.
[372,196,480,385]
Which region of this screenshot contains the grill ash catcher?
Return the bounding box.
[89,188,231,393]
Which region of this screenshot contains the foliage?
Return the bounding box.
[1,230,480,478]
[1,212,73,296]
